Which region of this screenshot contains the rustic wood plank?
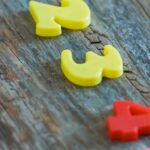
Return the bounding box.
[0,0,150,150]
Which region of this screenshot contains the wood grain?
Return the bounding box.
[0,0,150,149]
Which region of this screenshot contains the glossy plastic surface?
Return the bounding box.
[61,45,123,86]
[29,0,91,36]
[107,101,150,141]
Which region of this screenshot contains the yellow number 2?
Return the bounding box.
[29,0,91,37]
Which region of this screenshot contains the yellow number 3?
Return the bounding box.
[61,45,123,86]
[29,0,91,37]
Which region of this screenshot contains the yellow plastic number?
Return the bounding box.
[61,45,123,86]
[29,0,91,37]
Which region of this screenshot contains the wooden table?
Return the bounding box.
[0,0,150,149]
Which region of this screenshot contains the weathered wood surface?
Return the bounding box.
[0,0,150,149]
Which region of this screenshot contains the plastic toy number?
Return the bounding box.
[107,101,150,141]
[29,0,91,36]
[61,45,123,86]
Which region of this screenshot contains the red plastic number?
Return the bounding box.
[107,101,150,141]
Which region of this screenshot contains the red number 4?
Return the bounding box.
[106,101,150,141]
